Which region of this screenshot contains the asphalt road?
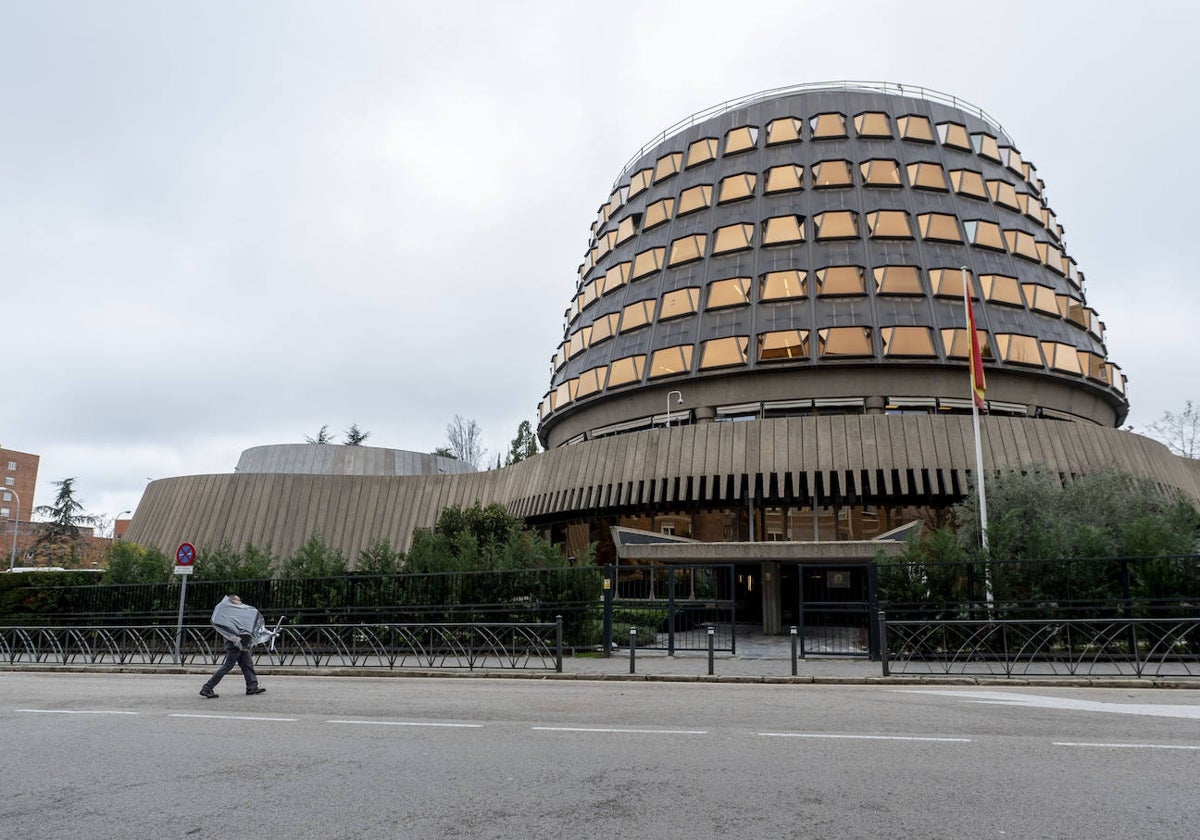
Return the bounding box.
[2,673,1198,840]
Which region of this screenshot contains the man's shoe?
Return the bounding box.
[246,687,266,695]
[199,688,218,699]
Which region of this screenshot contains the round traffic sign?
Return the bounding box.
[176,542,196,566]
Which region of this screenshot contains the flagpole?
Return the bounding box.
[963,266,993,607]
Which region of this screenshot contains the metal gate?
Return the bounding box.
[607,564,737,654]
[791,564,877,657]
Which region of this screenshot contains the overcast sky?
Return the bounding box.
[3,1,1197,524]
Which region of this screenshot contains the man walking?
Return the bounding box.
[200,594,268,698]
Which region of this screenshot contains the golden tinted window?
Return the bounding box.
[971,133,1002,162]
[937,122,971,150]
[1079,351,1106,381]
[766,117,803,145]
[581,278,600,309]
[873,265,923,295]
[881,326,936,357]
[906,162,948,191]
[950,169,988,200]
[619,299,656,331]
[813,211,860,241]
[762,215,806,245]
[677,184,713,216]
[928,268,971,298]
[1016,192,1042,221]
[854,111,892,138]
[712,223,754,254]
[810,112,847,139]
[607,354,646,388]
[631,247,665,279]
[1041,341,1083,374]
[601,261,631,295]
[898,114,935,142]
[654,151,683,183]
[1005,230,1040,262]
[660,286,700,319]
[918,213,962,242]
[615,215,639,245]
[553,378,578,408]
[866,210,913,239]
[706,276,752,309]
[964,220,1005,251]
[1038,242,1065,274]
[812,159,853,187]
[628,167,653,198]
[668,234,706,267]
[718,172,757,203]
[1066,300,1091,329]
[1054,294,1071,319]
[758,329,810,361]
[818,327,873,358]
[567,327,590,358]
[987,180,1020,211]
[995,333,1043,366]
[686,137,718,168]
[700,336,749,369]
[764,164,804,193]
[760,269,807,301]
[724,125,758,155]
[979,274,1023,307]
[941,327,992,359]
[648,344,694,378]
[643,197,675,230]
[860,159,902,187]
[1022,283,1059,314]
[589,312,620,344]
[816,265,866,295]
[1002,147,1024,175]
[575,366,607,398]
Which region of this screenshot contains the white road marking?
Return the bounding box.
[1055,742,1200,751]
[169,713,298,722]
[758,732,971,742]
[532,726,707,735]
[327,720,482,728]
[897,689,1200,720]
[16,709,138,716]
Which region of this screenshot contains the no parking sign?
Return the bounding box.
[174,542,195,575]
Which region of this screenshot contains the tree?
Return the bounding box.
[281,534,347,578]
[344,424,371,446]
[445,415,485,469]
[1146,400,1199,458]
[103,541,171,583]
[356,537,401,575]
[32,477,97,564]
[432,446,455,459]
[305,425,334,444]
[503,419,539,466]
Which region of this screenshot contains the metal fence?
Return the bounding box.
[880,613,1200,678]
[0,620,564,672]
[610,564,737,654]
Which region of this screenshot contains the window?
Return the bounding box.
[6,461,15,471]
[648,345,694,378]
[3,477,13,487]
[866,210,912,239]
[760,269,807,301]
[615,214,639,244]
[917,213,962,242]
[758,329,810,361]
[654,151,683,183]
[854,111,892,138]
[0,508,7,519]
[1016,192,1043,223]
[1005,229,1040,262]
[1022,283,1060,315]
[589,312,620,344]
[575,366,607,398]
[1041,342,1084,374]
[813,211,859,240]
[818,327,873,358]
[873,265,923,295]
[949,169,988,200]
[764,165,804,193]
[607,355,646,388]
[987,180,1020,211]
[601,261,631,295]
[712,223,754,254]
[677,184,713,216]
[810,112,847,139]
[929,268,971,298]
[812,160,852,187]
[1002,147,1024,175]
[964,219,1006,251]
[620,299,656,332]
[628,167,653,198]
[816,265,866,296]
[971,133,1002,162]
[630,247,665,280]
[979,274,1023,307]
[1079,352,1107,382]
[660,286,700,319]
[881,326,936,357]
[643,197,675,230]
[937,122,971,150]
[906,162,948,191]
[1066,300,1091,329]
[706,276,751,310]
[941,327,992,360]
[761,215,805,245]
[553,378,578,408]
[668,234,706,267]
[995,333,1044,367]
[1037,242,1065,274]
[700,336,749,369]
[686,137,718,168]
[766,117,803,145]
[724,125,758,155]
[718,172,756,203]
[898,114,934,142]
[860,159,902,187]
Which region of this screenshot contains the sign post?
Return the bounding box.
[173,542,196,665]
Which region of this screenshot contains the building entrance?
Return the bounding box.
[780,563,875,656]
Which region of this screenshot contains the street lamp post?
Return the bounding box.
[113,510,132,540]
[6,487,20,571]
[665,390,683,427]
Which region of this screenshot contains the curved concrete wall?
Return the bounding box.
[235,444,473,477]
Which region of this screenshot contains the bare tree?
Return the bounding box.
[445,415,485,469]
[1147,400,1199,458]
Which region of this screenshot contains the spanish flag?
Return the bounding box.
[965,283,987,410]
